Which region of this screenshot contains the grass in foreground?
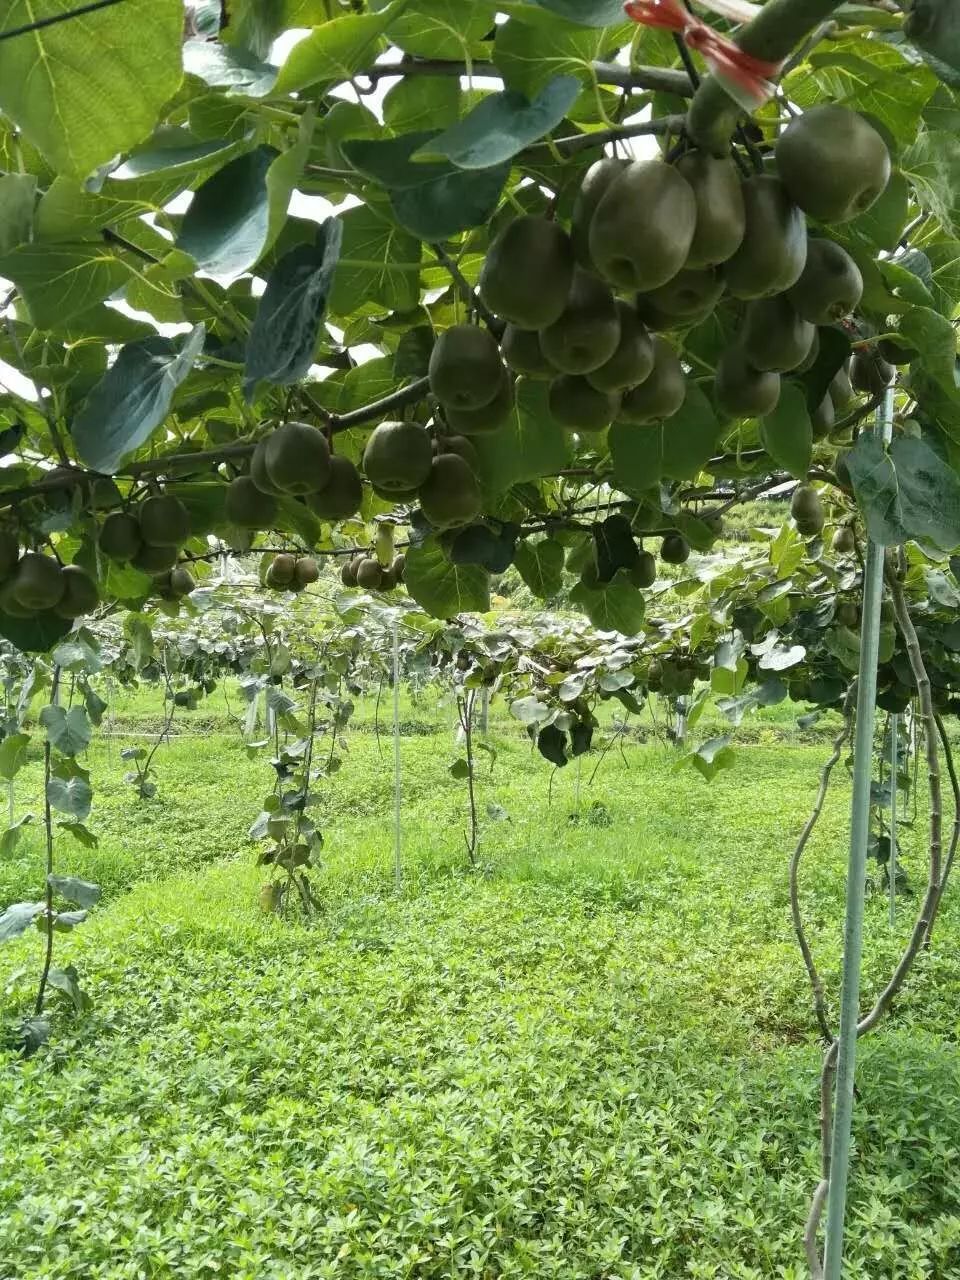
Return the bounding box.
[1,700,959,1278]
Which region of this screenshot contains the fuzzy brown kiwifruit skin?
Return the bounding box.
[294,556,320,587]
[54,565,99,619]
[266,553,296,589]
[501,325,558,379]
[850,349,895,396]
[833,527,856,555]
[226,476,279,531]
[571,158,627,275]
[443,369,514,435]
[262,422,331,496]
[741,295,816,373]
[787,238,863,324]
[724,175,807,300]
[548,375,620,433]
[586,302,655,394]
[98,512,142,563]
[674,151,746,269]
[139,494,191,548]
[356,557,383,589]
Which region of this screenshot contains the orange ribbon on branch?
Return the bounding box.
[624,0,782,111]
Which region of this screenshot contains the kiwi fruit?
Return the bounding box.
[571,158,628,274]
[811,393,835,440]
[226,476,279,530]
[742,295,816,373]
[479,216,576,330]
[501,325,558,379]
[168,566,196,598]
[139,494,190,547]
[250,438,285,496]
[775,105,891,224]
[392,552,406,582]
[585,302,655,393]
[630,550,657,588]
[294,556,320,587]
[9,553,65,612]
[356,557,383,589]
[791,484,825,536]
[588,160,697,291]
[131,542,179,574]
[307,455,363,521]
[548,375,620,432]
[850,349,895,396]
[443,369,514,435]
[263,422,332,495]
[266,553,296,589]
[539,268,621,375]
[99,512,142,562]
[833,527,856,555]
[674,151,746,268]
[660,534,690,565]
[617,338,686,424]
[714,347,781,420]
[363,420,433,493]
[787,238,863,324]
[418,453,482,530]
[429,324,505,411]
[640,267,725,320]
[725,175,807,300]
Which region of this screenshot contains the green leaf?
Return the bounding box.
[0,901,43,944]
[528,0,627,24]
[177,147,278,276]
[328,204,422,315]
[0,610,71,655]
[115,127,244,182]
[48,875,100,910]
[40,706,92,758]
[847,431,960,549]
[404,536,491,617]
[900,306,960,396]
[681,736,737,782]
[0,0,183,178]
[414,76,580,169]
[0,733,31,782]
[514,538,565,598]
[244,218,343,399]
[182,38,279,98]
[0,243,134,330]
[383,77,462,134]
[71,326,206,474]
[47,775,93,821]
[0,814,33,859]
[494,13,633,97]
[471,380,573,495]
[609,384,720,491]
[342,133,510,240]
[373,0,496,59]
[849,171,909,251]
[902,130,960,234]
[46,964,92,1014]
[761,385,813,480]
[0,174,35,254]
[275,11,395,93]
[569,569,646,635]
[449,758,471,779]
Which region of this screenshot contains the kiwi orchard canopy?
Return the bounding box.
[0,0,959,1271]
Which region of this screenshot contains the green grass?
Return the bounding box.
[1,694,959,1278]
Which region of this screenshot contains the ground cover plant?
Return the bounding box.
[0,0,960,1274]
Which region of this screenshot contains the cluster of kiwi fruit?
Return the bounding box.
[470,104,891,441]
[340,550,406,592]
[360,412,485,533]
[99,491,196,598]
[647,655,709,696]
[0,532,99,620]
[226,421,363,531]
[264,553,320,592]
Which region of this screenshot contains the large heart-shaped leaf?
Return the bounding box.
[0,243,135,330]
[177,147,279,276]
[609,384,720,492]
[846,431,960,549]
[40,706,92,758]
[0,901,43,944]
[71,325,206,473]
[0,0,183,178]
[404,537,491,617]
[471,380,573,496]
